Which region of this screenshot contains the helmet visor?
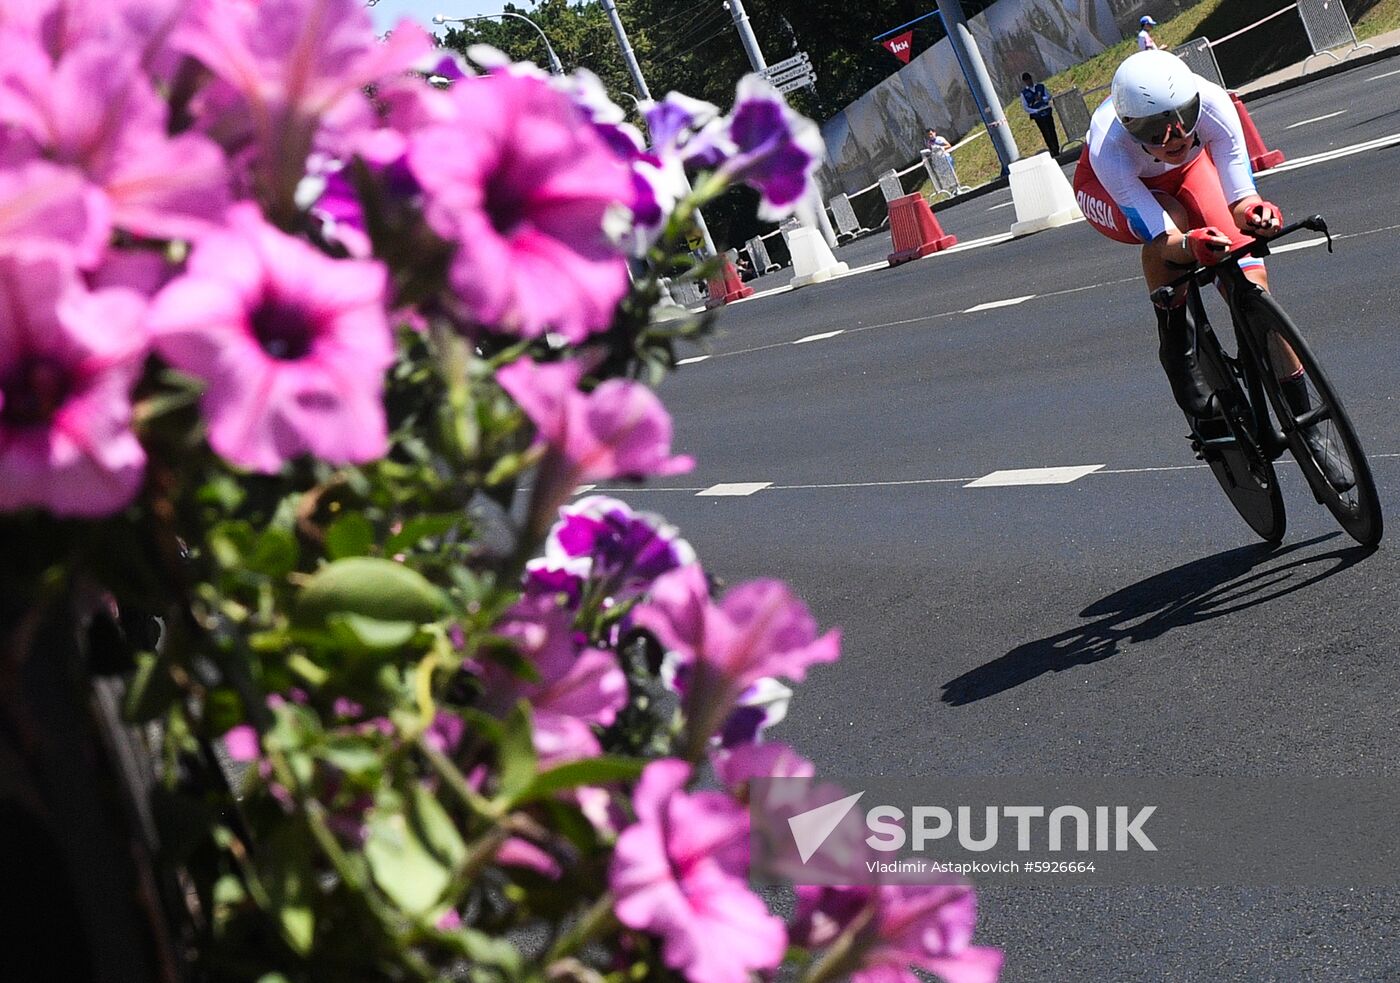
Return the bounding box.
[1121,93,1202,145]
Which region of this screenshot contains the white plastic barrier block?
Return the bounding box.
[1008,152,1083,237]
[788,227,849,289]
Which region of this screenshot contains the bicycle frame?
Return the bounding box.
[1152,215,1336,460]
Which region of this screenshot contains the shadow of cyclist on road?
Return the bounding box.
[941,534,1372,706]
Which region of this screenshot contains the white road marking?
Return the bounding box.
[1262,132,1400,175]
[944,231,1018,253]
[698,482,772,496]
[572,484,597,495]
[988,200,1016,210]
[1366,68,1400,81]
[963,294,1035,313]
[964,465,1105,488]
[1268,237,1329,254]
[794,329,845,344]
[677,355,710,365]
[1284,110,1347,129]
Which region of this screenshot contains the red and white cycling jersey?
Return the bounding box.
[1075,78,1257,245]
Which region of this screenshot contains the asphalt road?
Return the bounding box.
[617,60,1400,980]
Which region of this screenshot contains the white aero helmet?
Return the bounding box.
[1111,49,1202,145]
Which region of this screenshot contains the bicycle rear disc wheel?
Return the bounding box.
[1241,291,1383,547]
[1198,419,1287,543]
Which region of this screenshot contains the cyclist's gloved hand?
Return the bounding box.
[1243,199,1283,236]
[1187,226,1231,265]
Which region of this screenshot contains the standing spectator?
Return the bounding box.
[924,126,952,156]
[1020,72,1060,157]
[1138,15,1159,50]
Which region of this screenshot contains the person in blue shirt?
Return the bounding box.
[1020,72,1060,156]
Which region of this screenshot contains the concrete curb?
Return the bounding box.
[1239,41,1400,102]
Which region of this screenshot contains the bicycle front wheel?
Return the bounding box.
[1239,290,1384,547]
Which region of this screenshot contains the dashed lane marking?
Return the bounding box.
[963,465,1105,488]
[1285,110,1347,129]
[698,482,772,496]
[1268,237,1329,254]
[1262,132,1400,174]
[988,200,1016,210]
[677,355,711,365]
[963,294,1035,313]
[794,329,845,344]
[1366,68,1400,81]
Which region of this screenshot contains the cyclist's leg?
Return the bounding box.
[1072,154,1215,417]
[1175,155,1351,485]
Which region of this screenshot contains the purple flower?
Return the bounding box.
[535,494,695,603]
[610,759,786,983]
[632,563,838,751]
[675,75,822,221]
[147,203,394,473]
[793,885,1003,983]
[715,75,823,220]
[716,677,792,748]
[0,250,148,517]
[407,71,633,342]
[477,596,627,766]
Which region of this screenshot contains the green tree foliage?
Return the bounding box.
[437,1,997,247]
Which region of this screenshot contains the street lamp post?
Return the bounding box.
[431,12,564,76]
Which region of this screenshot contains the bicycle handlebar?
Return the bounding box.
[1150,214,1333,309]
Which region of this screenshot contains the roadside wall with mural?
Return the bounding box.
[817,0,1198,194]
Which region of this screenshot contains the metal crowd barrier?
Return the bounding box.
[921,149,970,200]
[828,193,869,242]
[1173,36,1226,87]
[745,235,780,274]
[1297,0,1373,70]
[1052,87,1093,151]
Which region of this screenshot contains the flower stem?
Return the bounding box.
[544,891,619,967]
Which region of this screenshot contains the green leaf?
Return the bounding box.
[247,526,298,577]
[320,737,384,779]
[496,702,536,801]
[513,756,645,806]
[364,792,465,915]
[325,512,375,560]
[328,613,419,652]
[385,514,464,555]
[279,904,315,956]
[123,650,179,723]
[296,557,447,626]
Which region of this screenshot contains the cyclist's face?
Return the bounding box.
[1146,131,1192,164]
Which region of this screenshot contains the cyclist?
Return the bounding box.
[1072,49,1352,489]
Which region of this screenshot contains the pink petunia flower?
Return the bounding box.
[0,160,111,269]
[477,595,627,766]
[792,885,1003,983]
[173,0,431,211]
[631,562,839,752]
[0,35,230,241]
[496,358,693,541]
[147,203,393,473]
[407,71,633,341]
[610,759,786,983]
[0,250,148,517]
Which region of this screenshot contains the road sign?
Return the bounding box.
[763,51,810,76]
[766,62,815,86]
[776,71,817,95]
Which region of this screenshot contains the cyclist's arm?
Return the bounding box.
[1196,82,1261,229]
